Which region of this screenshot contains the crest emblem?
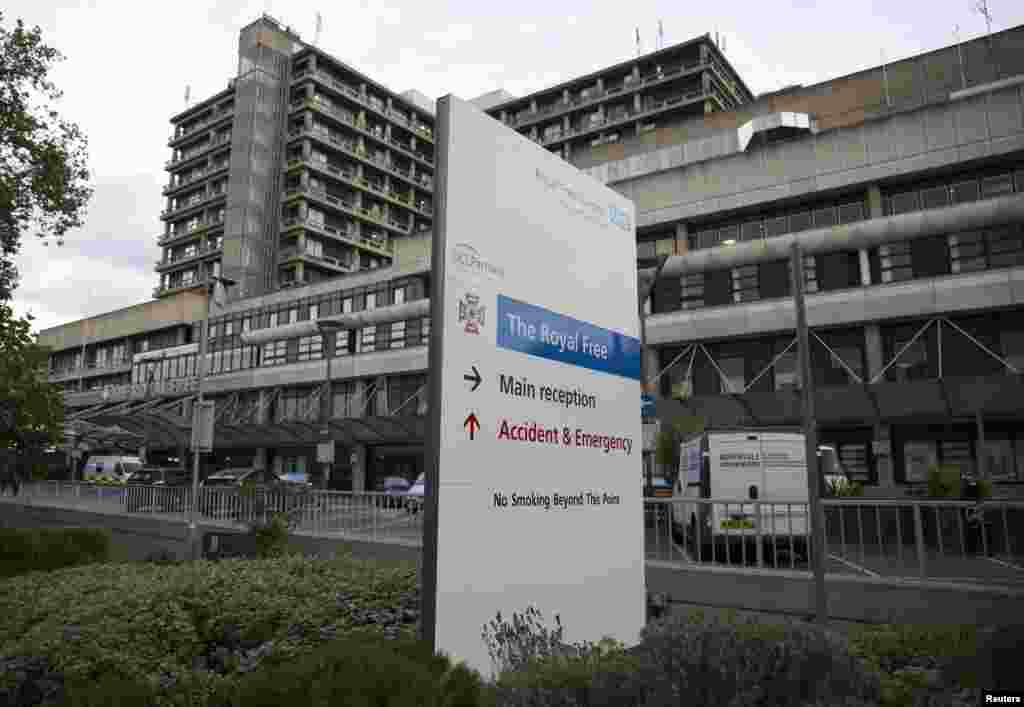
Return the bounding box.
[458,292,486,335]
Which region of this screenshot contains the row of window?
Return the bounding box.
[884,169,1024,217]
[658,312,1024,398]
[640,165,1024,263]
[653,222,1024,314]
[131,316,430,384]
[204,278,421,342]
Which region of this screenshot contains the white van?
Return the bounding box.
[82,455,143,482]
[671,429,846,563]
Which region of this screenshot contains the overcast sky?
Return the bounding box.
[6,0,1023,333]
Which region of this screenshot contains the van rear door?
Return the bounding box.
[759,432,809,537]
[708,432,763,535]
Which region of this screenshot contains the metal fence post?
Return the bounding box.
[913,502,927,579]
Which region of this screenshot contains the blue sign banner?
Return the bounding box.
[496,295,641,380]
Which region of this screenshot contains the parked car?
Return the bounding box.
[82,455,143,483]
[123,467,191,512]
[377,476,411,509]
[201,467,313,518]
[404,473,425,514]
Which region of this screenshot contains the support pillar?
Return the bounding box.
[351,444,367,492]
[976,412,987,481]
[642,347,660,393]
[253,448,268,471]
[873,425,895,490]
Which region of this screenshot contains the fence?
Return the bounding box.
[5,483,1023,585]
[8,481,424,547]
[644,497,1024,584]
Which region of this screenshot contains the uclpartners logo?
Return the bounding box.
[451,243,505,280]
[535,168,632,233]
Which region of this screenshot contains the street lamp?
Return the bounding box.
[315,320,345,490]
[188,274,236,561]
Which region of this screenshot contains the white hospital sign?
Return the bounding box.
[423,95,645,675]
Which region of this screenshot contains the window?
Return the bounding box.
[297,335,323,361]
[910,235,950,279]
[391,287,407,348]
[261,341,287,366]
[309,302,319,320]
[362,292,377,350]
[816,251,861,291]
[680,273,704,310]
[703,269,733,307]
[732,264,758,303]
[949,231,987,273]
[887,191,920,216]
[981,174,1014,199]
[951,179,980,204]
[878,242,912,283]
[758,260,790,299]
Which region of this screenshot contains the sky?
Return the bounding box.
[5,0,1023,333]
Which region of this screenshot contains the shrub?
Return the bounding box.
[0,527,111,578]
[0,554,420,701]
[247,513,294,559]
[942,624,1024,693]
[633,612,882,706]
[927,465,961,498]
[232,635,487,707]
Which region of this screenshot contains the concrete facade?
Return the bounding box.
[37,20,1024,495]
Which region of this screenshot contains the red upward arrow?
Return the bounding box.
[464,412,480,440]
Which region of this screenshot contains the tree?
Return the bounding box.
[0,301,64,452]
[0,12,92,301]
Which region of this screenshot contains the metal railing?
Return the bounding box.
[7,486,1022,580]
[643,497,1024,584]
[7,482,424,547]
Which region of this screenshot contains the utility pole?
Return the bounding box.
[790,243,827,624]
[188,275,235,561]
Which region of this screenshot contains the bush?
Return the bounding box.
[0,554,420,703]
[927,465,961,498]
[232,635,488,707]
[0,527,111,578]
[631,612,882,706]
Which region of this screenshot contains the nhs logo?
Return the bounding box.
[608,205,632,232]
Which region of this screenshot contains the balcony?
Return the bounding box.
[168,108,234,147]
[501,59,704,129]
[165,133,232,171]
[279,246,357,273]
[153,276,216,298]
[160,186,228,221]
[287,127,433,193]
[294,69,435,143]
[281,214,393,257]
[157,216,225,246]
[538,88,705,147]
[155,243,223,271]
[48,358,133,383]
[283,184,411,237]
[294,97,435,169]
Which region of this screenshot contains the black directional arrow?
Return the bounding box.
[463,365,482,392]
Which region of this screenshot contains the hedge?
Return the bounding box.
[0,527,111,579]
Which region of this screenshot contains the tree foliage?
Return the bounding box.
[0,301,63,450]
[0,11,92,300]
